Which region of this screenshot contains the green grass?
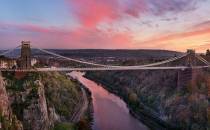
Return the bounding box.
[40,72,81,117]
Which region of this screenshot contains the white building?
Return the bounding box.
[31,58,38,66]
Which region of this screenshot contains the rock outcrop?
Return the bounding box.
[0,73,10,119]
[23,80,50,130]
[1,72,82,130]
[0,73,23,130]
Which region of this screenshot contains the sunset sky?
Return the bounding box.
[0,0,210,52]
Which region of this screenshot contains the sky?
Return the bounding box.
[0,0,210,52]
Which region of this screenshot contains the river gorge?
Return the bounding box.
[69,71,149,130]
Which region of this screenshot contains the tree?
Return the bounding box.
[206,49,210,56]
[128,92,138,107]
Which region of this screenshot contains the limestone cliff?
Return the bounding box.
[22,80,50,130]
[0,73,23,130]
[0,73,10,120]
[1,72,82,130]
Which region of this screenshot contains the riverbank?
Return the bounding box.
[85,73,180,130]
[75,84,94,130]
[68,75,94,130]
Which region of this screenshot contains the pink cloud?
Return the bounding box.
[70,0,119,28]
[65,27,133,49]
[68,0,147,28]
[0,22,70,34]
[0,22,133,49]
[111,32,133,48]
[0,0,205,50]
[68,0,198,28]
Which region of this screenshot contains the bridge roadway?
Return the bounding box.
[0,66,208,72]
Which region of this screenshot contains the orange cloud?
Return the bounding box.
[140,27,210,44]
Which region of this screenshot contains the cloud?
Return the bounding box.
[69,0,119,28]
[66,27,133,49]
[0,22,133,49]
[68,0,147,28]
[123,0,146,17]
[193,20,210,29]
[0,0,208,50]
[67,0,201,28]
[190,42,210,50]
[0,22,70,35]
[137,27,210,45]
[160,17,178,22]
[147,0,198,15]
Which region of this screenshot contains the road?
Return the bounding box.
[0,66,209,72]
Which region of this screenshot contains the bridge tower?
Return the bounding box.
[20,41,31,69]
[177,49,197,88]
[186,49,196,67]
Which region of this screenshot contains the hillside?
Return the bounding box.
[86,69,210,130]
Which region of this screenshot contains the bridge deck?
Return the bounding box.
[0,66,208,72]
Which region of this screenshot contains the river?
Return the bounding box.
[69,71,149,130]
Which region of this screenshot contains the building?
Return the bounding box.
[31,58,38,66]
[0,56,17,69]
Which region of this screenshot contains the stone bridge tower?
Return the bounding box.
[186,49,196,67]
[177,49,197,88]
[20,41,31,69]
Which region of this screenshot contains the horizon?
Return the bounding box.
[0,44,188,53]
[0,0,210,52]
[0,42,207,54]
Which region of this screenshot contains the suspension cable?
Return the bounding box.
[0,45,21,56]
[195,55,209,66]
[32,45,189,68]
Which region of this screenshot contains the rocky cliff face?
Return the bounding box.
[1,72,82,130]
[22,80,50,130]
[0,73,10,118]
[0,73,23,130]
